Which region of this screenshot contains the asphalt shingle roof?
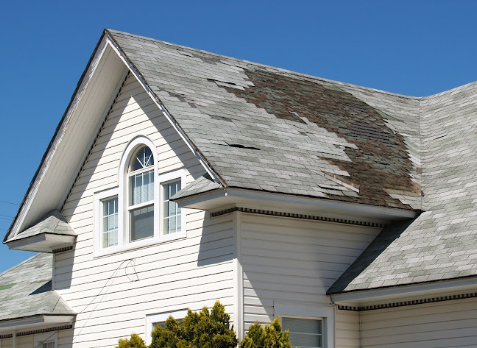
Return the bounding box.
[108,30,421,211]
[0,253,74,322]
[8,210,76,242]
[105,30,477,292]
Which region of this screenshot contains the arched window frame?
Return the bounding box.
[118,136,159,247]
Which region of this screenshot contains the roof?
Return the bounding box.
[106,30,477,292]
[108,30,422,211]
[0,253,74,323]
[330,81,477,293]
[8,210,76,243]
[5,29,477,294]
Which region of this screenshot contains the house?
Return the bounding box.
[1,29,477,348]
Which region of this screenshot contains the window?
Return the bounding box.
[94,136,187,255]
[282,317,323,348]
[275,303,334,348]
[163,180,181,234]
[146,309,188,345]
[128,145,155,241]
[102,197,118,247]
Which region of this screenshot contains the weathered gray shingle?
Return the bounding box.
[0,253,74,322]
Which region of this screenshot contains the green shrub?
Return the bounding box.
[149,301,238,348]
[117,333,147,348]
[240,317,292,348]
[117,302,292,348]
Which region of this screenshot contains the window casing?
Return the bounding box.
[95,137,186,255]
[282,317,323,348]
[275,303,334,348]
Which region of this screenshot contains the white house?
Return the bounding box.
[2,29,477,348]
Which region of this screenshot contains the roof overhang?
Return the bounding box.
[0,314,75,335]
[329,276,477,308]
[176,187,417,224]
[5,32,129,242]
[6,233,76,253]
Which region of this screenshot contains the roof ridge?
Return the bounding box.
[106,29,421,100]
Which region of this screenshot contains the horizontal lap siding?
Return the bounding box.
[57,74,235,348]
[241,213,380,348]
[360,298,477,348]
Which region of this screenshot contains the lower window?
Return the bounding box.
[282,317,323,348]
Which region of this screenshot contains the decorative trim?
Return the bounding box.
[211,207,385,228]
[337,292,477,311]
[0,325,73,339]
[53,246,73,253]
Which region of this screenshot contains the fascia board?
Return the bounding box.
[6,233,76,252]
[176,187,417,223]
[5,32,127,242]
[329,276,477,307]
[105,30,224,188]
[0,314,75,334]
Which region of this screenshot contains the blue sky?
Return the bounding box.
[1,0,476,274]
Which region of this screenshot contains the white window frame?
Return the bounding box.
[95,187,120,255]
[34,332,58,348]
[94,136,187,256]
[145,309,188,345]
[119,136,159,246]
[274,303,334,348]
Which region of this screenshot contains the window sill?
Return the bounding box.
[94,231,187,258]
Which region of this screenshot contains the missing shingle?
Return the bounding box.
[219,143,260,150]
[210,115,233,122]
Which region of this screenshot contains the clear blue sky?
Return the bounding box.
[1,0,476,274]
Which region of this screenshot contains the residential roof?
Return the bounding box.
[5,29,477,295]
[0,253,74,323]
[108,29,422,211]
[7,210,76,243]
[107,30,477,292]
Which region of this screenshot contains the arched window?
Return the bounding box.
[128,145,155,241]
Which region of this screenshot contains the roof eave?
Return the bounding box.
[175,187,417,224]
[329,276,477,308]
[0,314,76,335]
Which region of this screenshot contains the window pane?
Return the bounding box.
[130,205,154,241]
[102,197,118,248]
[282,317,323,348]
[130,169,154,205]
[163,180,181,234]
[131,146,154,171]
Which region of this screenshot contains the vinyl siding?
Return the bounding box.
[240,212,381,342]
[56,73,235,348]
[360,297,477,348]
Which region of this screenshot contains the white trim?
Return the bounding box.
[274,302,335,348]
[105,34,223,187]
[34,332,58,348]
[176,187,416,223]
[232,211,244,340]
[119,136,159,245]
[145,309,188,345]
[330,276,477,306]
[94,141,187,257]
[94,187,120,255]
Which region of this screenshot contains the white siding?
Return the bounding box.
[56,74,235,348]
[240,212,381,336]
[335,310,360,348]
[360,297,477,348]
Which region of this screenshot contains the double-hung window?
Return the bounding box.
[128,145,155,241]
[282,317,323,348]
